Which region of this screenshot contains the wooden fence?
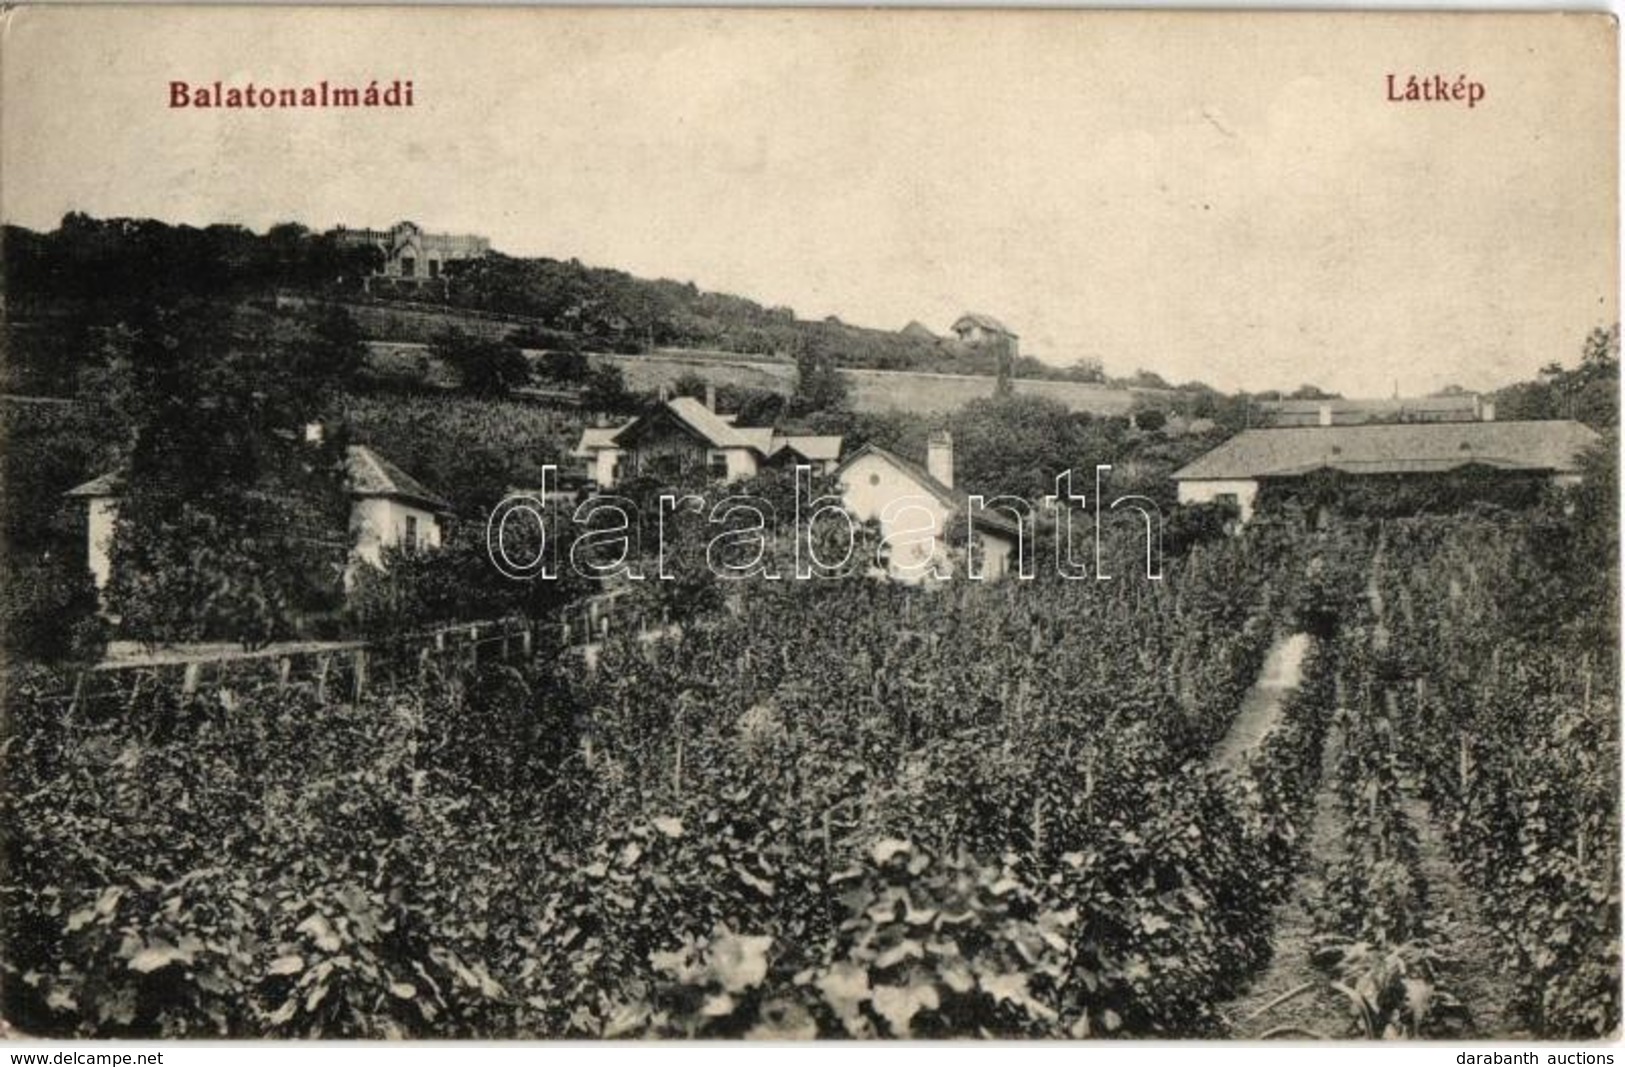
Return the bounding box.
[29,585,681,716]
[51,618,546,717]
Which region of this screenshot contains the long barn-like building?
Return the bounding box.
[1172,419,1603,523]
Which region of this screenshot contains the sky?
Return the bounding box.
[2,6,1617,396]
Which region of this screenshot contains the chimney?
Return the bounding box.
[704,383,717,411]
[926,430,954,489]
[658,383,671,402]
[1318,403,1334,427]
[1479,397,1496,422]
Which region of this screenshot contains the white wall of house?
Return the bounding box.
[593,448,622,489]
[976,528,1016,580]
[1177,478,1261,523]
[84,497,118,589]
[722,447,759,483]
[349,496,443,571]
[83,493,443,594]
[839,453,955,581]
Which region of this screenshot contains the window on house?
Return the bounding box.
[405,514,420,551]
[400,255,416,278]
[428,259,441,279]
[1215,493,1239,507]
[709,452,729,479]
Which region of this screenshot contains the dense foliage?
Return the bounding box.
[4,527,1329,1037]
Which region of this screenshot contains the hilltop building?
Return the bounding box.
[950,313,1019,356]
[572,393,842,490]
[950,312,1019,394]
[1172,419,1601,523]
[835,431,1020,582]
[66,445,451,592]
[329,221,489,289]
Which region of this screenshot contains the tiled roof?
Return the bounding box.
[1172,420,1602,481]
[65,472,124,498]
[573,425,626,457]
[345,446,453,511]
[1259,395,1481,414]
[834,443,1020,538]
[734,427,777,454]
[613,396,755,451]
[66,445,452,512]
[952,312,1016,337]
[772,434,844,462]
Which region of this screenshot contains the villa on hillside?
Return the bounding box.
[950,313,1019,358]
[329,220,490,289]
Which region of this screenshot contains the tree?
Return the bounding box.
[1581,323,1620,369]
[946,394,1088,499]
[542,346,591,385]
[791,336,849,416]
[103,301,356,648]
[672,372,710,400]
[1134,408,1168,433]
[433,329,531,398]
[307,306,368,399]
[581,364,634,414]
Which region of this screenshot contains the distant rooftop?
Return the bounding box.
[1173,420,1601,482]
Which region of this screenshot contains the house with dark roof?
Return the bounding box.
[572,395,843,489]
[66,445,452,591]
[1171,419,1602,523]
[835,431,1021,582]
[950,313,1019,357]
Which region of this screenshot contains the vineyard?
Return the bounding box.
[1,506,1617,1039]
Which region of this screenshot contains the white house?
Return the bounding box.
[342,445,452,571]
[573,394,842,490]
[1171,419,1603,524]
[65,445,451,591]
[835,431,1020,582]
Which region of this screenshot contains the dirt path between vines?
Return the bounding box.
[1210,632,1312,774]
[1222,722,1355,1039]
[1398,787,1519,1037]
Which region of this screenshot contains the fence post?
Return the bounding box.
[353,649,368,701]
[182,662,202,696]
[277,657,292,692]
[315,654,331,703]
